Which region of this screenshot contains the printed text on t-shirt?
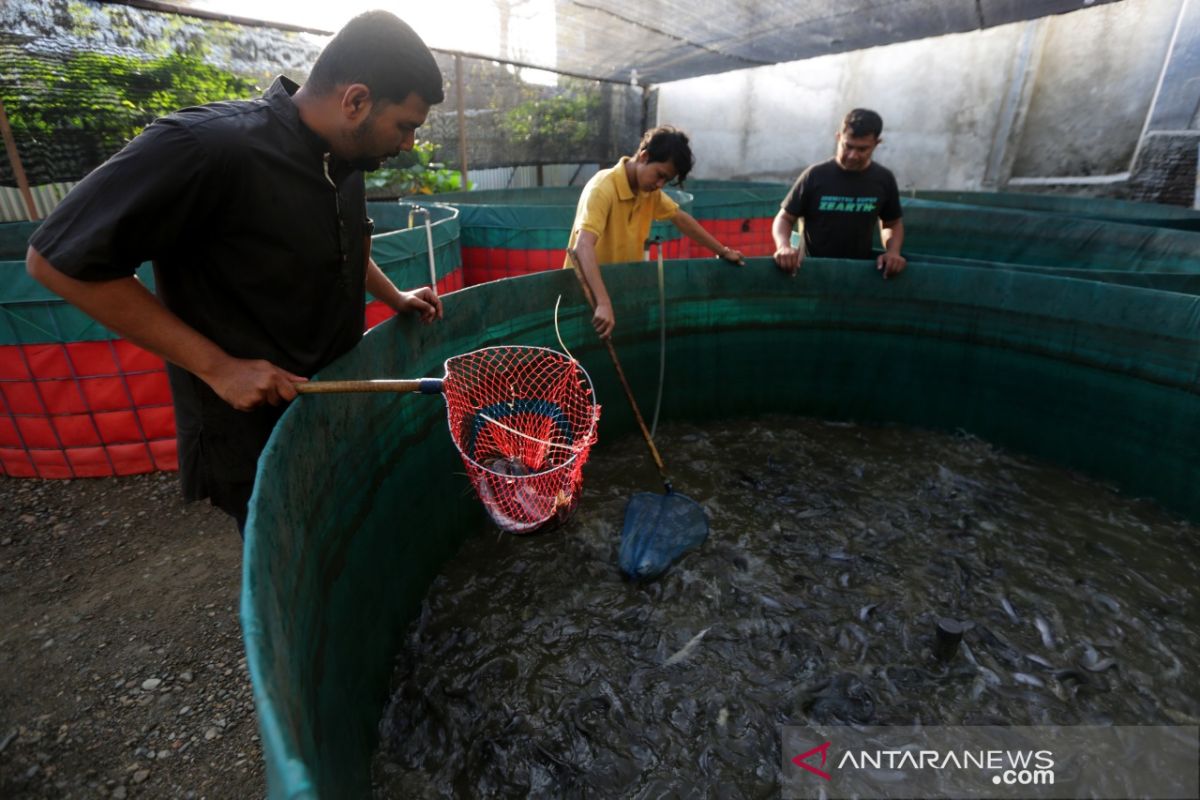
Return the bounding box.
[817,195,878,213]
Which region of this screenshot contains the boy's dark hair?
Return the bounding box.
[842,108,883,139]
[637,126,695,183]
[307,11,445,106]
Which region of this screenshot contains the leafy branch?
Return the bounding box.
[364,141,471,197]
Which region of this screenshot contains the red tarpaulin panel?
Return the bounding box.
[137,407,175,440]
[0,415,20,447]
[0,447,36,477]
[125,372,171,406]
[79,377,131,413]
[1,381,44,415]
[30,448,72,479]
[0,298,413,477]
[149,439,178,471]
[107,443,155,475]
[688,218,776,258]
[16,415,58,449]
[0,349,30,380]
[112,339,165,372]
[1,340,177,478]
[66,340,121,377]
[94,410,142,444]
[64,446,114,478]
[51,414,102,447]
[37,379,89,414]
[26,344,73,379]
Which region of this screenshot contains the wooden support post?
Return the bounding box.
[0,98,40,220]
[455,54,469,189]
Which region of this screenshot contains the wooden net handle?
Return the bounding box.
[566,247,670,485]
[295,378,443,394]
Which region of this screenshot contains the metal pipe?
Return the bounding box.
[406,205,437,297]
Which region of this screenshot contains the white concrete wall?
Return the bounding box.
[1013,0,1182,176]
[656,0,1180,190]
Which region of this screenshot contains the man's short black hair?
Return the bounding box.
[842,108,883,139]
[307,11,445,106]
[637,125,695,183]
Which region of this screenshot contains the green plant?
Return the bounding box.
[2,50,259,139]
[364,141,471,196]
[0,46,260,182]
[500,87,600,161]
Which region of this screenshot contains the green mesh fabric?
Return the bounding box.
[429,188,586,206]
[0,260,157,344]
[365,202,461,290]
[898,200,1200,273]
[907,190,1200,231]
[0,221,40,260]
[0,214,461,345]
[903,253,1200,295]
[243,257,1200,799]
[685,181,790,220]
[423,187,693,249]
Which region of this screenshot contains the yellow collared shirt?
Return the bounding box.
[565,156,679,267]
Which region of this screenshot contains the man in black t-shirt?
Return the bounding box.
[26,12,446,531]
[772,109,906,279]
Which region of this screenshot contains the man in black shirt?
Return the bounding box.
[26,11,445,531]
[772,109,906,278]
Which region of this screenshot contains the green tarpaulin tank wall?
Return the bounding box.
[428,183,1200,281]
[680,182,1200,268]
[242,249,1200,797]
[0,245,173,478]
[681,180,791,259]
[0,221,41,261]
[418,187,692,285]
[0,203,461,478]
[906,190,1200,232]
[898,200,1200,275]
[363,202,461,326]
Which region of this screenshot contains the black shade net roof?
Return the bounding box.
[551,0,1122,84]
[132,0,1121,86]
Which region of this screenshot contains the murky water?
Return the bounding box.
[372,416,1200,798]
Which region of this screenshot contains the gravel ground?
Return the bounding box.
[0,472,265,799]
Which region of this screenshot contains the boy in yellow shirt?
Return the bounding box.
[566,126,744,338]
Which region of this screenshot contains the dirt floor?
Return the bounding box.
[0,472,264,799]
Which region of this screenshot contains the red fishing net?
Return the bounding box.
[441,346,600,534]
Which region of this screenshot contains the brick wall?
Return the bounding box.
[1125,132,1200,207]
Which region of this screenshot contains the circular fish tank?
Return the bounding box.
[242,234,1199,796]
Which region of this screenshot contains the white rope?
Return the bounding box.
[476,412,579,453]
[469,308,588,464]
[650,240,666,439]
[553,293,577,362]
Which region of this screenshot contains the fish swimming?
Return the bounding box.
[1033,615,1055,649]
[999,596,1020,624]
[664,627,711,666]
[1024,653,1055,670]
[1079,645,1117,673]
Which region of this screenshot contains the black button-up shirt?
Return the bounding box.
[30,77,372,514]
